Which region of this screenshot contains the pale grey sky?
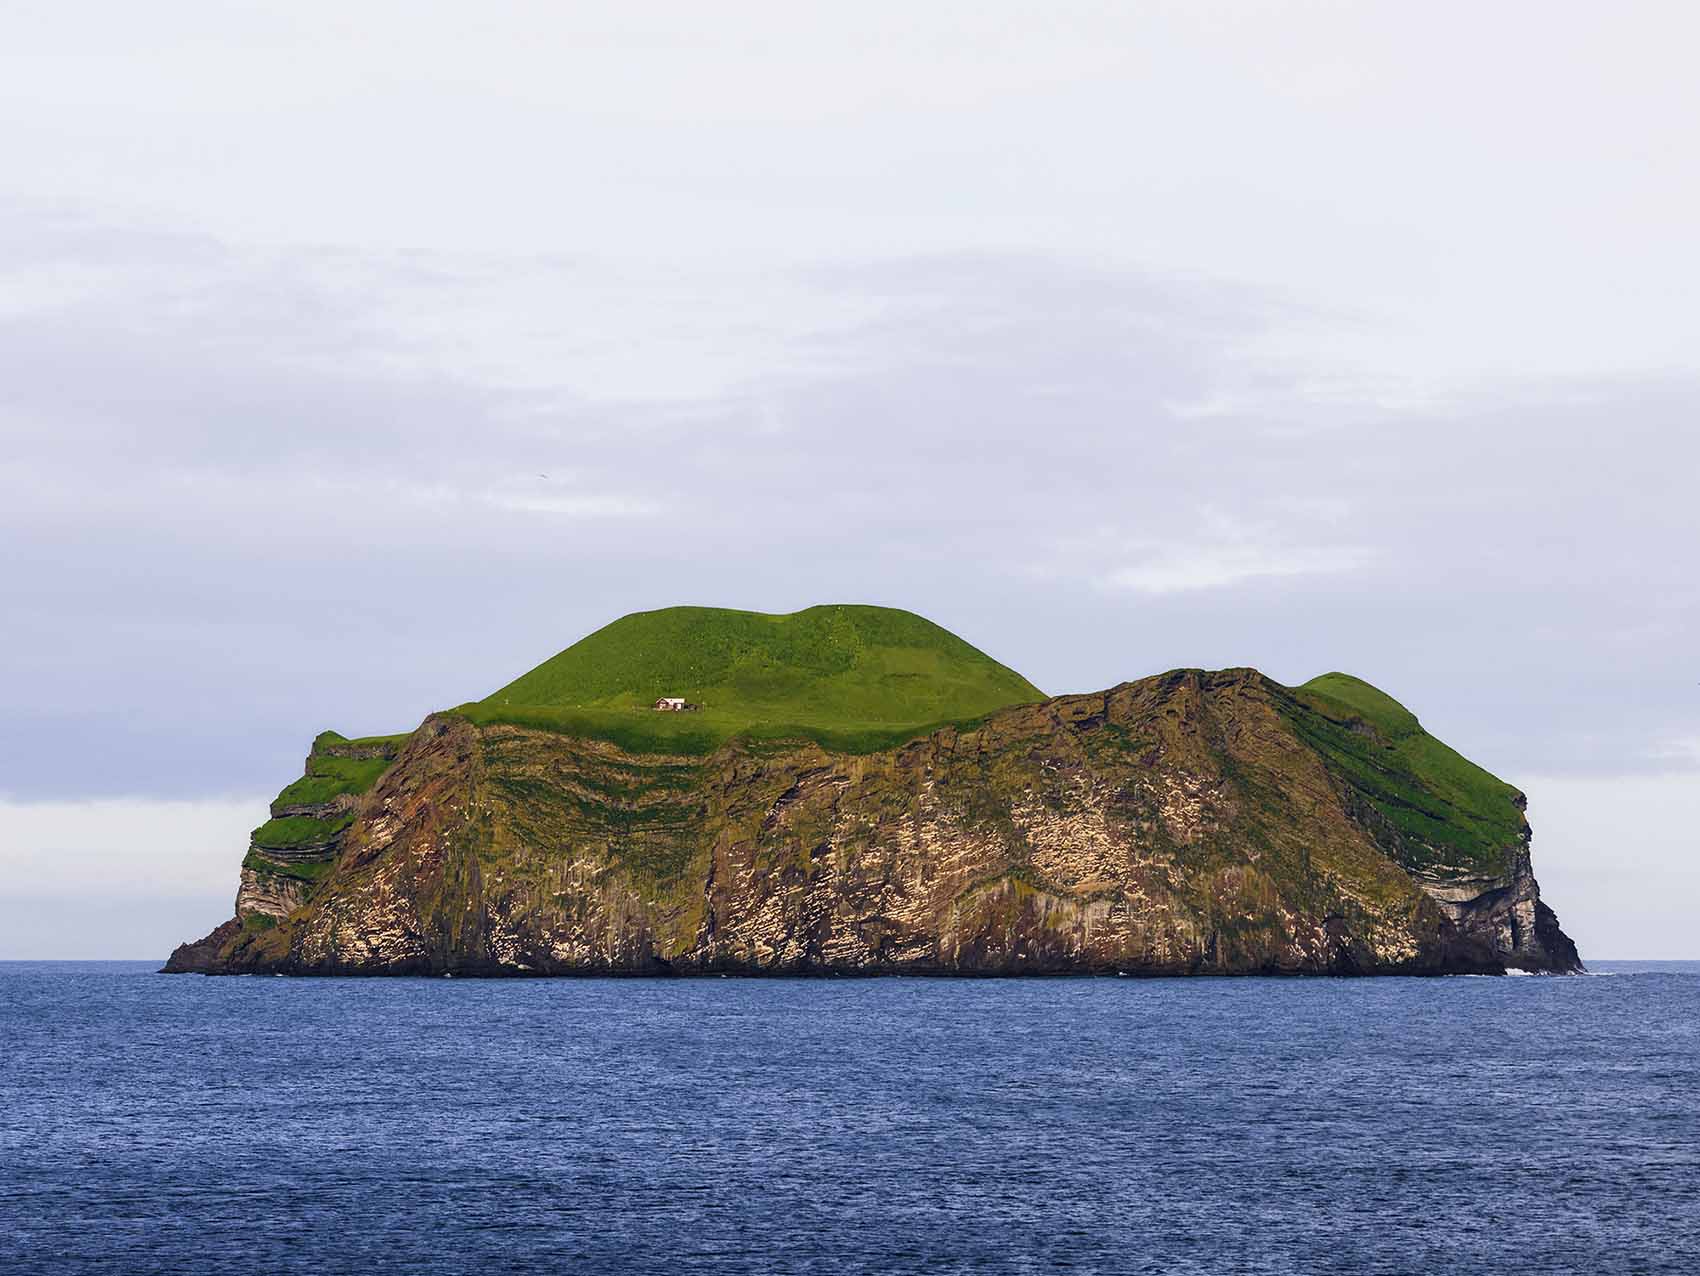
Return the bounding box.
[1,2,1695,958]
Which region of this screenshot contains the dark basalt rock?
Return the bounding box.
[163,918,244,974]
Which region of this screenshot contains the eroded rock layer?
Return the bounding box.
[166,669,1581,977]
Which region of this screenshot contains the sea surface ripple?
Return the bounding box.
[2,962,1696,1274]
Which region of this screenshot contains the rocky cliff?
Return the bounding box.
[166,665,1581,977]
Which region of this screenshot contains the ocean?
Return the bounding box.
[2,961,1695,1274]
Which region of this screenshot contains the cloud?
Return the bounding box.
[479,488,661,519]
[1105,543,1372,595]
[0,795,260,959]
[1521,773,1700,960]
[0,796,255,894]
[1067,508,1376,595]
[1649,736,1700,768]
[0,207,1696,807]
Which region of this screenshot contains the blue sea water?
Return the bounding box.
[2,963,1696,1274]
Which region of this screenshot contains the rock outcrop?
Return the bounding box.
[1415,812,1582,974]
[166,667,1581,977]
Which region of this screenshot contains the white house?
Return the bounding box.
[653,697,688,711]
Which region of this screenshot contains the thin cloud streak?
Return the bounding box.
[1105,544,1373,595]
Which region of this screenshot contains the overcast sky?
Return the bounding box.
[2,2,1695,959]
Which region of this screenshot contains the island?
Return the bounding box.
[166,605,1581,977]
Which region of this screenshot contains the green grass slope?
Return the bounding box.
[459,604,1046,754]
[251,731,408,853]
[1285,672,1526,876]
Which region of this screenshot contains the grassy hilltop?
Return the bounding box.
[1289,672,1526,876]
[456,604,1047,754]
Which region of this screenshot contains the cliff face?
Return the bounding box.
[1415,824,1581,973]
[166,668,1580,977]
